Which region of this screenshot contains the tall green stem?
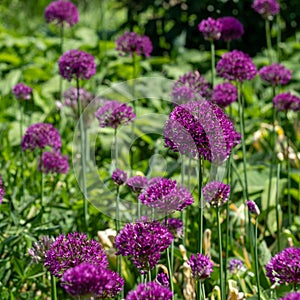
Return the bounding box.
[210,41,215,88]
[59,24,64,101]
[276,163,281,251]
[287,138,292,226]
[276,14,281,62]
[20,104,25,201]
[40,149,44,210]
[50,274,57,300]
[198,157,203,254]
[165,216,174,300]
[254,220,261,300]
[217,207,224,300]
[265,19,273,63]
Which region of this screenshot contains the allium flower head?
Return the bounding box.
[247,200,260,216]
[217,50,257,82]
[172,71,211,105]
[0,176,4,204]
[44,232,108,277]
[188,253,214,281]
[59,49,96,81]
[63,86,93,111]
[156,273,170,287]
[22,123,62,151]
[112,168,127,185]
[138,177,194,214]
[259,63,292,86]
[95,100,135,129]
[202,181,230,207]
[273,92,300,112]
[126,282,173,300]
[45,0,79,27]
[116,31,153,58]
[266,247,300,285]
[218,16,244,42]
[127,176,148,193]
[228,259,243,275]
[38,151,69,174]
[28,236,55,264]
[164,100,241,162]
[252,0,280,19]
[211,82,238,108]
[12,83,32,100]
[115,218,173,273]
[280,292,300,300]
[167,218,183,238]
[61,263,124,298]
[198,17,222,41]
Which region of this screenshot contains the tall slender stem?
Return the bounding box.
[59,24,64,101]
[198,157,203,254]
[50,274,57,300]
[287,138,292,226]
[20,104,26,201]
[165,216,174,300]
[254,220,261,300]
[40,149,44,210]
[210,41,215,88]
[197,281,203,300]
[276,163,281,251]
[276,14,281,62]
[265,19,273,63]
[217,207,224,300]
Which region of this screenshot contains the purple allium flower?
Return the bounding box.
[198,17,222,41]
[202,181,230,207]
[188,253,214,281]
[95,100,136,129]
[247,200,260,216]
[280,292,300,300]
[115,218,173,273]
[0,176,4,204]
[172,71,211,105]
[164,100,241,162]
[28,236,55,264]
[112,168,127,185]
[138,177,194,214]
[216,50,257,82]
[211,82,238,108]
[116,31,153,58]
[63,86,93,111]
[252,0,280,19]
[21,123,62,151]
[61,263,124,298]
[218,16,244,42]
[266,247,300,285]
[59,49,96,81]
[126,282,173,300]
[259,63,292,86]
[167,218,183,238]
[228,259,243,275]
[12,83,32,100]
[156,273,170,287]
[44,232,108,277]
[273,92,300,112]
[127,175,148,193]
[38,151,69,174]
[45,0,79,27]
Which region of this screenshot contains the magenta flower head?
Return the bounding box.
[45,0,79,27]
[198,17,222,41]
[112,168,127,185]
[228,259,243,275]
[247,200,260,216]
[126,281,173,300]
[266,247,300,285]
[280,292,300,300]
[211,82,238,108]
[127,175,148,193]
[216,50,257,82]
[22,123,62,151]
[28,236,55,264]
[116,31,153,58]
[0,176,4,204]
[252,0,280,19]
[218,16,244,42]
[38,151,69,174]
[95,100,135,129]
[115,218,173,273]
[12,83,32,100]
[167,218,183,238]
[164,100,241,162]
[273,92,300,112]
[61,263,124,298]
[63,86,93,111]
[188,253,214,281]
[59,49,96,81]
[172,71,211,105]
[156,272,170,287]
[138,177,194,214]
[44,232,108,277]
[202,181,230,207]
[259,63,292,86]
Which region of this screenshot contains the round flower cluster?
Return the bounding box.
[116,31,153,58]
[252,0,280,19]
[172,71,211,105]
[63,86,93,112]
[188,253,214,281]
[280,292,300,300]
[273,92,300,112]
[45,0,79,27]
[156,272,170,287]
[127,175,148,193]
[198,17,222,41]
[22,123,62,151]
[112,168,127,185]
[0,176,4,204]
[38,151,69,174]
[217,50,257,82]
[266,247,300,285]
[259,63,292,86]
[95,100,136,129]
[164,100,241,162]
[211,82,238,108]
[12,83,32,100]
[218,16,244,42]
[247,200,260,216]
[28,236,55,264]
[202,181,230,207]
[167,218,183,238]
[228,259,243,275]
[126,282,173,300]
[115,218,173,273]
[138,177,194,214]
[44,232,108,277]
[59,49,96,81]
[61,263,124,298]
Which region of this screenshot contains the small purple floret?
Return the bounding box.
[218,16,244,42]
[252,0,280,18]
[188,253,214,281]
[273,92,300,112]
[211,82,237,108]
[13,83,32,100]
[259,63,292,86]
[198,17,222,41]
[38,151,69,174]
[202,181,230,207]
